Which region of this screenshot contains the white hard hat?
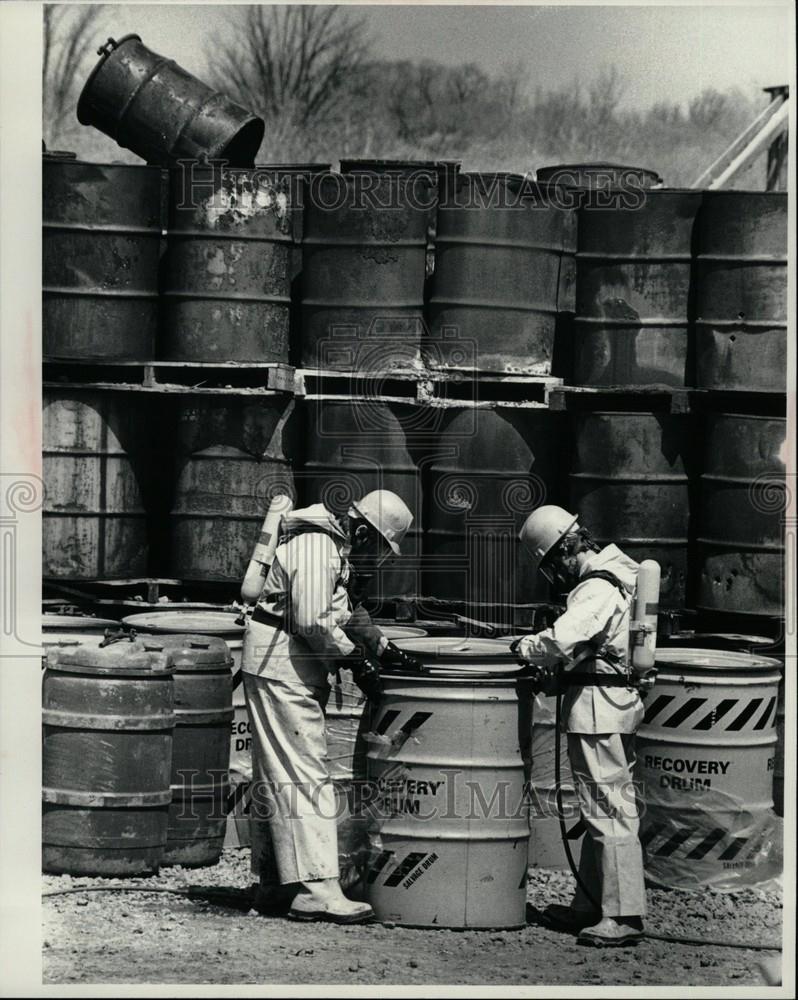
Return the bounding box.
[349,490,413,556]
[519,505,579,574]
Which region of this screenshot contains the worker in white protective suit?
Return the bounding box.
[514,505,647,947]
[242,490,421,924]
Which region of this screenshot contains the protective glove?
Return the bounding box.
[509,637,528,664]
[351,659,383,701]
[635,667,658,698]
[379,641,427,674]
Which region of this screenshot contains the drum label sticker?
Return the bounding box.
[373,850,440,889]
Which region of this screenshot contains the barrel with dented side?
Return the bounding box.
[161,165,292,362]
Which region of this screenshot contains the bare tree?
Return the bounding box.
[207,5,371,138]
[42,4,106,148]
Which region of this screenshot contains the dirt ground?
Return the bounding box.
[43,850,783,988]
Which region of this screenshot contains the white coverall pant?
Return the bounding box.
[567,732,646,918]
[242,617,339,885]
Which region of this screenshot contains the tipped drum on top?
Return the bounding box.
[77,34,265,167]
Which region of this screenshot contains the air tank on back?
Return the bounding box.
[546,164,699,387]
[160,165,292,362]
[424,407,561,609]
[697,412,786,619]
[43,152,162,360]
[300,398,424,601]
[77,34,264,166]
[569,411,691,607]
[301,171,432,371]
[43,390,152,579]
[694,191,787,392]
[426,172,577,374]
[168,397,295,583]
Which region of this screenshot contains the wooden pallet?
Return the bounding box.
[295,367,563,409]
[549,384,788,415]
[43,359,296,395]
[548,383,693,414]
[418,370,562,408]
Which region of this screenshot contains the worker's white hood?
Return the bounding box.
[278,503,349,547]
[579,544,639,595]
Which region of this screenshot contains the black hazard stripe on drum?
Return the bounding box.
[375,710,433,741]
[647,695,776,733]
[226,781,251,816]
[644,824,758,862]
[375,710,400,735]
[399,712,433,736]
[382,852,429,887]
[367,850,393,884]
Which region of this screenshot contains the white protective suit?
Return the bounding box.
[518,544,647,917]
[242,503,377,884]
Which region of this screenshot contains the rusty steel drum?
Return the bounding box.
[569,411,691,607]
[142,635,233,868]
[424,408,561,608]
[77,35,264,166]
[637,648,782,889]
[169,398,295,582]
[161,166,292,362]
[43,390,151,579]
[257,163,332,365]
[573,189,701,387]
[301,398,423,600]
[697,413,786,618]
[339,159,461,202]
[536,162,663,194]
[43,153,162,360]
[42,638,175,875]
[340,159,440,176]
[366,637,532,928]
[301,172,432,371]
[695,192,787,392]
[426,173,577,374]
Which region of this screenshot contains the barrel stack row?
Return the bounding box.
[42,390,786,624]
[43,158,787,387]
[42,158,578,372]
[43,161,787,631]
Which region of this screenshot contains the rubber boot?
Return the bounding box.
[542,902,601,932]
[287,878,375,924]
[249,880,295,916]
[578,915,644,947]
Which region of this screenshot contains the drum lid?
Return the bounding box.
[122,611,244,636]
[43,614,120,633]
[137,634,232,670]
[390,637,524,677]
[380,626,429,640]
[655,647,782,673]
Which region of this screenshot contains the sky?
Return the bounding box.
[98,2,795,110]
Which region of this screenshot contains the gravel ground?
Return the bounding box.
[43,850,783,987]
